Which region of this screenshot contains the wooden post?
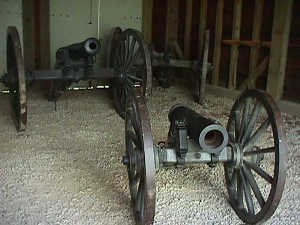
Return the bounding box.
[198,0,207,59]
[34,0,50,69]
[267,0,293,100]
[39,0,50,69]
[142,0,153,43]
[165,0,179,49]
[184,0,193,58]
[212,0,224,86]
[249,0,264,74]
[228,0,243,89]
[22,0,35,71]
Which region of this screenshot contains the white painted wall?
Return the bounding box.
[49,0,142,68]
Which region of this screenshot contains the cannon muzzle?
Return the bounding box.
[56,38,101,63]
[168,104,228,154]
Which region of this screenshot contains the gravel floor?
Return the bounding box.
[0,84,299,225]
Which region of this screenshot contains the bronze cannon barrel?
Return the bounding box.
[168,104,228,154]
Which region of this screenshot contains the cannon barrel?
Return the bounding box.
[56,37,101,62]
[168,104,228,154]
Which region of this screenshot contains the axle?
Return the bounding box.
[154,139,233,169]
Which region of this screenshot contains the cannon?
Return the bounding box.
[55,37,101,76]
[122,87,288,225]
[1,26,150,131]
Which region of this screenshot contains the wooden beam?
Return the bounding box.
[228,0,243,89]
[199,30,210,104]
[184,0,193,58]
[222,40,270,48]
[142,0,154,43]
[198,0,207,59]
[169,41,184,59]
[267,0,294,100]
[165,0,179,49]
[212,0,224,86]
[239,56,269,91]
[249,0,264,74]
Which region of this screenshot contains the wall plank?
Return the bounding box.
[267,0,293,99]
[212,0,224,86]
[228,0,242,89]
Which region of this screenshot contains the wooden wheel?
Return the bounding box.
[112,29,152,118]
[224,89,287,224]
[122,88,156,225]
[106,27,122,68]
[6,26,27,132]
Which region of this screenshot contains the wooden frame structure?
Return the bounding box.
[142,0,295,101]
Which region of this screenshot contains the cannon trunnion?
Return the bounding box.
[123,88,288,225]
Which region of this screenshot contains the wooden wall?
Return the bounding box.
[150,0,298,103]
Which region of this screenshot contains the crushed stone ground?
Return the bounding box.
[0,85,299,225]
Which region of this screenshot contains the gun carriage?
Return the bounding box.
[122,87,287,225]
[2,25,212,131]
[1,26,151,131]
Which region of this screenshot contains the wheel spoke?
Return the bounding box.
[131,104,142,144]
[139,184,146,222]
[130,172,140,194]
[127,65,145,75]
[125,37,137,69]
[128,75,143,82]
[244,161,273,184]
[229,169,237,189]
[125,35,130,66]
[129,46,142,69]
[136,177,144,212]
[236,171,244,209]
[241,101,262,145]
[240,169,255,214]
[118,41,125,70]
[242,166,265,208]
[239,98,251,142]
[228,121,235,143]
[244,147,275,156]
[244,119,270,149]
[234,110,241,142]
[127,130,142,149]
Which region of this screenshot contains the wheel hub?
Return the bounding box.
[123,148,143,172]
[231,143,244,169]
